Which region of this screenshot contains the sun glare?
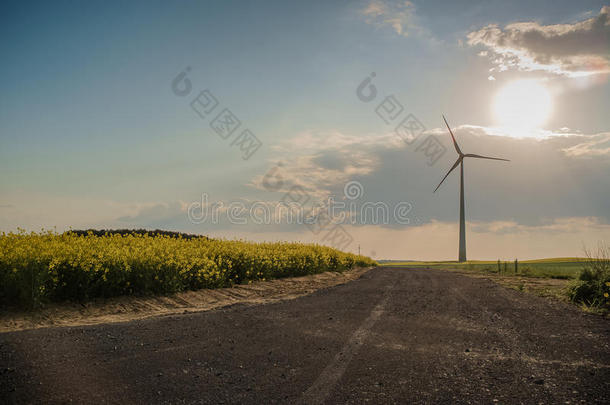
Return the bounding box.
[493,80,552,133]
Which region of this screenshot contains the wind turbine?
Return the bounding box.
[434,115,509,262]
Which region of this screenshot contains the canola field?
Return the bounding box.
[0,230,376,307]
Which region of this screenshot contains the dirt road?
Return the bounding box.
[1,267,609,404]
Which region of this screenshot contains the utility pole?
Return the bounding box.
[358,244,361,255]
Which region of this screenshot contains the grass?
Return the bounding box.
[380,258,586,279]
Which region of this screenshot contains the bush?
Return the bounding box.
[0,230,377,308]
[568,243,610,310]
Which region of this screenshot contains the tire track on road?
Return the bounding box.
[300,281,395,405]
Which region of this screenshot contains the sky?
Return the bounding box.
[1,0,609,260]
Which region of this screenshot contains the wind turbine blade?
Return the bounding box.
[442,115,462,155]
[464,153,510,162]
[434,158,462,193]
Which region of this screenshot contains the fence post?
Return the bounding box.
[514,258,518,274]
[497,259,501,273]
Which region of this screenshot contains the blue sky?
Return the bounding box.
[1,0,609,259]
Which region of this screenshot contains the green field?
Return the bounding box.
[380,258,587,279]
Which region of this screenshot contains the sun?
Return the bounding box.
[493,80,552,132]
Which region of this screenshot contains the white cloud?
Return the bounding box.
[467,6,610,77]
[4,126,610,260]
[254,125,610,227]
[342,217,610,260]
[250,131,401,197]
[444,124,610,157]
[0,191,187,232]
[360,0,421,37]
[561,132,610,157]
[201,217,610,260]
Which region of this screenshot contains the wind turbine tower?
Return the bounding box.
[434,115,510,262]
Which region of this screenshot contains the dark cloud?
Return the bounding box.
[117,202,188,230]
[252,128,610,228]
[467,6,610,76]
[113,128,610,235]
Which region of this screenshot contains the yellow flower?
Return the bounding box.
[604,293,609,298]
[1,229,375,303]
[606,282,610,287]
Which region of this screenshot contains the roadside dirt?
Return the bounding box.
[446,269,571,299]
[0,267,373,333]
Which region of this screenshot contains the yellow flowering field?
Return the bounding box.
[0,230,376,308]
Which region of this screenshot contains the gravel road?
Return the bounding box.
[1,267,609,404]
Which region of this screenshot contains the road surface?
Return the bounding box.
[2,267,609,404]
